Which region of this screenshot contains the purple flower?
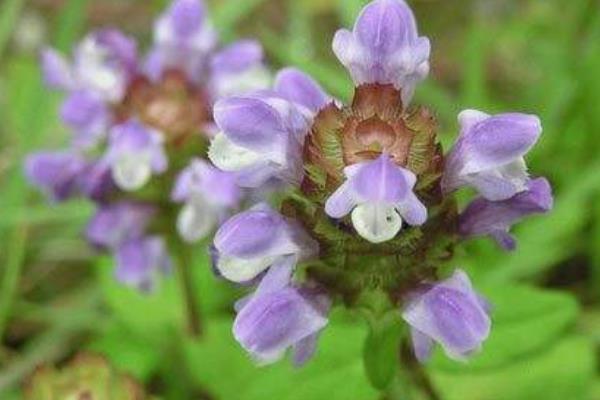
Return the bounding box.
[209,91,311,187]
[325,154,427,243]
[60,90,110,149]
[274,67,331,114]
[459,177,553,250]
[213,204,318,283]
[42,29,138,102]
[233,256,330,365]
[332,0,430,105]
[24,151,86,201]
[104,120,167,191]
[171,158,241,243]
[149,0,217,82]
[86,202,156,249]
[209,40,271,99]
[115,236,172,292]
[442,110,542,201]
[402,269,491,362]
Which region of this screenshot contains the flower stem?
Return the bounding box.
[399,340,441,400]
[175,244,202,337]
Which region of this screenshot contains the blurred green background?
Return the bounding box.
[1,0,600,399]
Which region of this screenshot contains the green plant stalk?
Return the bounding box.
[0,226,27,342]
[174,243,203,337]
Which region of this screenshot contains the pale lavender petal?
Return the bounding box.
[459,177,553,250]
[254,255,296,296]
[351,154,410,203]
[214,206,291,259]
[233,286,328,365]
[324,181,357,218]
[274,68,331,114]
[60,90,110,148]
[24,151,86,201]
[410,328,434,363]
[402,270,491,361]
[167,0,205,38]
[211,40,264,73]
[213,96,286,150]
[292,333,320,367]
[40,48,74,90]
[460,113,542,175]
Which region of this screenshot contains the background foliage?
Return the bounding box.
[0,0,599,399]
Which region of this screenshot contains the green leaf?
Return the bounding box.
[430,284,578,372]
[363,315,403,390]
[184,315,378,400]
[431,336,594,400]
[96,256,184,341]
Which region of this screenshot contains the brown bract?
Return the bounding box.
[117,69,210,144]
[303,84,442,200]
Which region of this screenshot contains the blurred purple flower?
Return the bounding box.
[104,120,167,191]
[171,158,241,242]
[115,236,172,292]
[24,151,86,201]
[60,90,110,149]
[87,202,156,249]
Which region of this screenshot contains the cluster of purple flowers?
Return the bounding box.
[27,0,553,369]
[26,0,267,291]
[208,0,553,365]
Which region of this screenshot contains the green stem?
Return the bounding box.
[175,245,202,337]
[399,340,442,400]
[0,226,27,341]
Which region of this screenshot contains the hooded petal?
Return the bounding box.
[214,205,299,259]
[444,110,542,200]
[332,0,430,104]
[233,265,329,365]
[402,270,491,361]
[274,68,331,114]
[40,48,74,90]
[213,96,287,151]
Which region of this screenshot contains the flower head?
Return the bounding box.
[172,159,241,242]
